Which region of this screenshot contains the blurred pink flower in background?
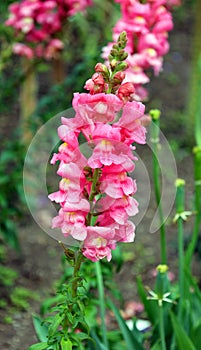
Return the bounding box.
[6,0,92,59]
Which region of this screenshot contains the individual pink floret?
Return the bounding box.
[73,93,123,124]
[114,100,146,144]
[48,162,85,203]
[51,199,90,240]
[82,226,117,262]
[100,164,137,199]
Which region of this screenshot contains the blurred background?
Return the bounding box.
[0,1,200,349]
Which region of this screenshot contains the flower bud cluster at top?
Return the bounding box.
[5,0,92,60]
[102,0,181,101]
[48,32,147,262]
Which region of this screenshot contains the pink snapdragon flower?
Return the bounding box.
[51,199,90,240]
[102,0,180,100]
[100,165,137,199]
[73,93,123,124]
[5,0,92,59]
[114,100,146,144]
[83,226,117,262]
[49,33,147,262]
[49,162,85,203]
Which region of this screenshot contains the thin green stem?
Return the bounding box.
[195,62,201,147]
[178,218,184,302]
[150,112,167,264]
[87,168,101,226]
[175,179,185,305]
[185,147,201,267]
[159,303,167,350]
[72,250,84,298]
[95,261,109,349]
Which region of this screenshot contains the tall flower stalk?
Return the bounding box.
[150,110,167,264]
[49,31,147,263]
[38,31,148,349]
[185,146,201,267]
[102,0,181,100]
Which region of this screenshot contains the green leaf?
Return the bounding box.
[40,294,65,315]
[150,339,162,350]
[136,276,158,325]
[111,245,123,272]
[61,338,72,350]
[184,268,201,303]
[28,342,48,350]
[190,318,201,349]
[48,313,64,336]
[170,311,196,350]
[108,299,145,350]
[32,314,48,342]
[90,329,108,350]
[76,332,92,341]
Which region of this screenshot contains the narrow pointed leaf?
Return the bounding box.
[28,342,48,350]
[170,311,196,350]
[136,276,158,325]
[108,299,145,350]
[90,329,108,350]
[32,314,48,342]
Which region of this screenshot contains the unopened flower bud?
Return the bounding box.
[149,109,161,120]
[95,63,109,74]
[112,71,126,84]
[119,51,128,61]
[112,44,119,50]
[110,48,118,57]
[157,264,168,274]
[115,61,129,72]
[92,73,105,86]
[118,82,135,102]
[95,63,110,81]
[117,31,127,48]
[110,58,117,71]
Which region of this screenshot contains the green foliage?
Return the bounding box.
[32,314,49,343]
[10,287,39,310]
[29,343,48,350]
[0,264,18,287]
[170,311,196,350]
[30,252,93,350]
[0,137,26,250]
[108,299,144,350]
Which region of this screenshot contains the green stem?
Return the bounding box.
[89,168,100,202]
[159,303,167,350]
[87,168,101,226]
[175,179,185,304]
[187,0,201,145]
[72,250,84,298]
[185,147,201,266]
[95,261,109,349]
[150,111,167,264]
[178,219,184,299]
[195,55,201,147]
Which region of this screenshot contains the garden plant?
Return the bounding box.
[0,0,201,350]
